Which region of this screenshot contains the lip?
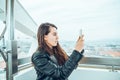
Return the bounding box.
[55,41,58,44]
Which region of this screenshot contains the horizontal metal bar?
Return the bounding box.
[18,62,33,71]
[18,57,31,65]
[17,56,120,71]
[79,57,120,66]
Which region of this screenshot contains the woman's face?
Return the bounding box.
[44,26,59,48]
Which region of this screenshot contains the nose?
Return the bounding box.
[56,35,59,40]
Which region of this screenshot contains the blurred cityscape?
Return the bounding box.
[60,39,120,57]
[1,39,120,62]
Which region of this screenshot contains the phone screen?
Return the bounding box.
[79,29,82,37]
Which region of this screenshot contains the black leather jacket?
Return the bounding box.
[32,49,83,80]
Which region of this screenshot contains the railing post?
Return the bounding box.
[6,51,13,80]
[6,0,17,80]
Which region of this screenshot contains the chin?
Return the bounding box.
[53,44,57,47]
[53,45,57,47]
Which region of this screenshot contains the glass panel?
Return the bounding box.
[19,0,120,58]
[14,0,37,66]
[0,21,6,80]
[20,0,120,57]
[15,29,33,59]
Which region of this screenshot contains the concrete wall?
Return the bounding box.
[14,67,120,80]
[14,67,36,80]
[69,67,120,80]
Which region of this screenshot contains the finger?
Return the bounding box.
[79,35,84,40]
[77,34,84,42]
[81,35,84,38]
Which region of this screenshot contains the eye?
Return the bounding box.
[53,32,57,36]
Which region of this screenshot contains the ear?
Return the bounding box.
[44,35,48,40]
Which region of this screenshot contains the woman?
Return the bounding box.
[32,22,84,80]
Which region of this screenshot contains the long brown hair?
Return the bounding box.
[37,22,68,65]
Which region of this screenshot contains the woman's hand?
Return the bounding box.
[75,35,84,53]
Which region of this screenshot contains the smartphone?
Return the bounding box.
[79,29,82,37]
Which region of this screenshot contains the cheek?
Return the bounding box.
[48,37,57,46]
[48,38,53,43]
[47,37,54,44]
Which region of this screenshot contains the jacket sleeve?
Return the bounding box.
[32,50,83,79]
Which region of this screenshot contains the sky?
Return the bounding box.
[18,0,120,41]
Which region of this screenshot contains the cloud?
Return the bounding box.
[19,0,120,41]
